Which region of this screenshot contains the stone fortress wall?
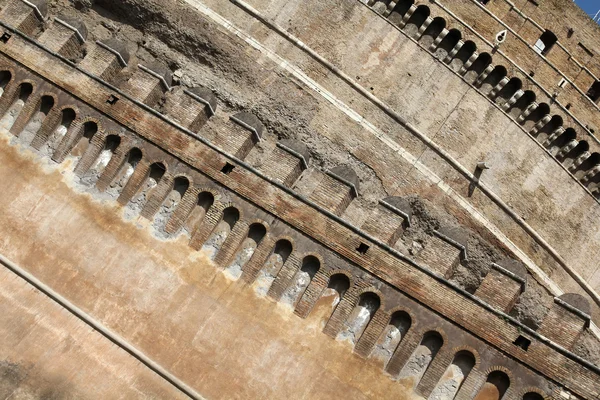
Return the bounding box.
[0,0,600,398]
[197,0,600,322]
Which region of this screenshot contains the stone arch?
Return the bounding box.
[521,103,550,132]
[281,254,322,307]
[534,115,562,142]
[430,349,476,400]
[507,90,536,118]
[495,77,522,104]
[371,309,413,367]
[573,152,600,179]
[338,291,382,345]
[388,0,414,25]
[404,5,429,38]
[434,28,461,60]
[464,52,492,83]
[479,65,507,95]
[474,370,510,400]
[419,17,446,48]
[226,221,268,280]
[450,40,477,72]
[558,138,588,166]
[399,330,444,388]
[546,127,577,155]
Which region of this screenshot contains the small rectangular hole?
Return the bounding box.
[107,94,119,105]
[221,162,235,175]
[558,78,567,88]
[356,243,370,255]
[0,32,12,43]
[513,335,531,351]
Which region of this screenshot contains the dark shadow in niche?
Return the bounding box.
[468,164,487,197]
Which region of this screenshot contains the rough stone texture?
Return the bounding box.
[0,0,599,397]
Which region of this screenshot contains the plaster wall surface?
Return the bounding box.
[0,131,421,400]
[0,268,189,399]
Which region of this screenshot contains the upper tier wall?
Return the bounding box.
[0,4,599,396]
[199,0,600,302]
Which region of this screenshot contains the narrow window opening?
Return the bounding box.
[578,42,594,57]
[107,94,119,105]
[221,162,235,175]
[558,78,567,88]
[586,81,600,103]
[513,335,531,351]
[0,32,12,43]
[356,242,370,255]
[533,30,557,56]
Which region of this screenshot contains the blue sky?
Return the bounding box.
[575,0,600,19]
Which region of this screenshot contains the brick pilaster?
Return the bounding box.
[52,118,84,163]
[240,235,276,283]
[96,145,130,192]
[0,80,20,119]
[415,344,453,397]
[294,268,328,318]
[165,187,200,234]
[9,91,42,137]
[213,220,250,268]
[74,133,105,176]
[354,308,389,358]
[267,253,301,300]
[322,280,369,338]
[189,203,225,250]
[117,159,150,205]
[31,107,63,150]
[140,173,174,220]
[385,327,423,377]
[454,369,486,400]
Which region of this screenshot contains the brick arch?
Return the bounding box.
[449,345,481,369]
[0,67,16,87]
[356,286,386,310]
[75,115,104,134]
[246,218,270,232]
[481,365,513,382]
[518,387,549,400]
[385,306,418,330]
[297,251,324,269]
[417,326,448,348]
[218,200,244,221]
[171,172,194,189]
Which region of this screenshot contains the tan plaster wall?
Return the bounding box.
[0,268,189,399]
[0,132,422,399]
